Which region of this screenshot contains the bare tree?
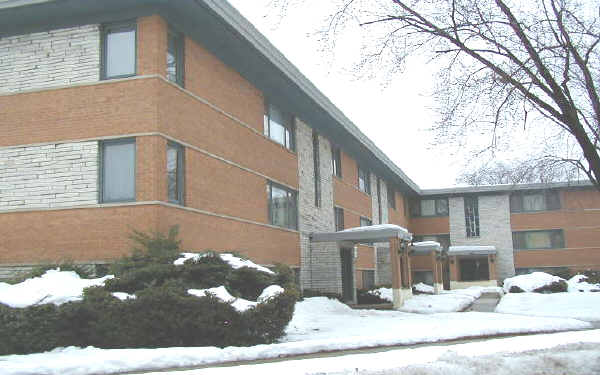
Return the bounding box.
[457,158,580,185]
[273,0,600,189]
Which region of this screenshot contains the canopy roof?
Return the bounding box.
[409,241,442,255]
[448,245,496,256]
[310,224,412,244]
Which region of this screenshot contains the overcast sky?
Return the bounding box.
[227,0,466,189]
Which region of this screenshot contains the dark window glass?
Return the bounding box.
[167,142,185,205]
[459,258,490,281]
[411,198,449,217]
[101,139,135,202]
[360,216,372,227]
[358,167,370,194]
[332,145,342,178]
[312,131,321,207]
[167,29,184,86]
[413,270,434,285]
[464,196,480,237]
[102,22,136,79]
[387,183,396,209]
[362,270,375,290]
[513,230,565,250]
[268,182,298,230]
[334,207,345,231]
[436,198,449,215]
[510,190,561,212]
[264,103,294,151]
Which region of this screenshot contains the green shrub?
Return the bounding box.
[0,227,298,355]
[533,280,568,293]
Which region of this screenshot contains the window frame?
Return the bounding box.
[99,138,136,203]
[166,28,185,87]
[464,195,480,238]
[512,229,565,250]
[100,20,137,81]
[410,198,449,217]
[357,166,371,195]
[387,183,396,210]
[267,181,298,230]
[334,207,345,232]
[167,141,185,206]
[264,102,295,151]
[510,190,561,213]
[332,144,342,178]
[360,216,372,227]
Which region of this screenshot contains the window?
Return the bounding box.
[413,270,434,285]
[464,196,480,237]
[312,130,321,207]
[268,182,298,230]
[264,103,294,151]
[167,142,185,205]
[362,270,375,290]
[101,22,136,80]
[358,167,370,194]
[332,145,342,178]
[513,230,565,250]
[510,190,561,212]
[410,198,449,217]
[387,183,396,209]
[101,139,136,203]
[360,216,372,227]
[334,207,345,231]
[166,29,184,86]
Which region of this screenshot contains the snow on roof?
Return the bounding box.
[410,241,442,254]
[341,224,409,235]
[312,224,412,243]
[448,246,496,255]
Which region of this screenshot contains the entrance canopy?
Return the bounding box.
[310,224,412,244]
[409,241,442,255]
[448,245,496,256]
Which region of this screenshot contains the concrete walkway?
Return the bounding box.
[466,292,502,312]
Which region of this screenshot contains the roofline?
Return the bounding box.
[420,180,594,196]
[0,0,54,10]
[201,0,421,193]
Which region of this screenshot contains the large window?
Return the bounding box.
[101,22,136,80]
[166,29,185,86]
[101,139,136,203]
[358,167,370,194]
[513,230,565,250]
[334,207,345,231]
[464,196,480,238]
[312,130,321,207]
[264,103,295,151]
[410,198,449,217]
[332,145,342,178]
[510,190,561,212]
[167,142,185,205]
[268,182,298,230]
[387,183,396,210]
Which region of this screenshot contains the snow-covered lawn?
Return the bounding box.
[145,330,600,375]
[496,292,600,322]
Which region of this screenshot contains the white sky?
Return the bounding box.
[227,0,464,189]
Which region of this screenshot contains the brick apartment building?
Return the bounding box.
[1,0,599,300]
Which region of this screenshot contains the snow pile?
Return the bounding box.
[187,285,283,312]
[173,252,274,274]
[567,274,600,292]
[399,287,485,313]
[0,297,592,375]
[495,292,600,321]
[368,287,393,302]
[502,272,564,293]
[111,292,136,301]
[413,283,434,294]
[0,269,114,308]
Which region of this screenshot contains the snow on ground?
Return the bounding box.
[568,275,600,292]
[495,292,600,322]
[371,286,503,313]
[0,269,113,308]
[146,330,600,375]
[187,285,283,312]
[173,252,274,274]
[413,282,434,294]
[502,272,563,293]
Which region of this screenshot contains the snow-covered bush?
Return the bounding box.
[357,288,389,304]
[503,272,568,293]
[0,227,298,355]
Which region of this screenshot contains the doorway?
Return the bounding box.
[340,248,354,302]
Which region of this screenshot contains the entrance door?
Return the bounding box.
[340,248,354,302]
